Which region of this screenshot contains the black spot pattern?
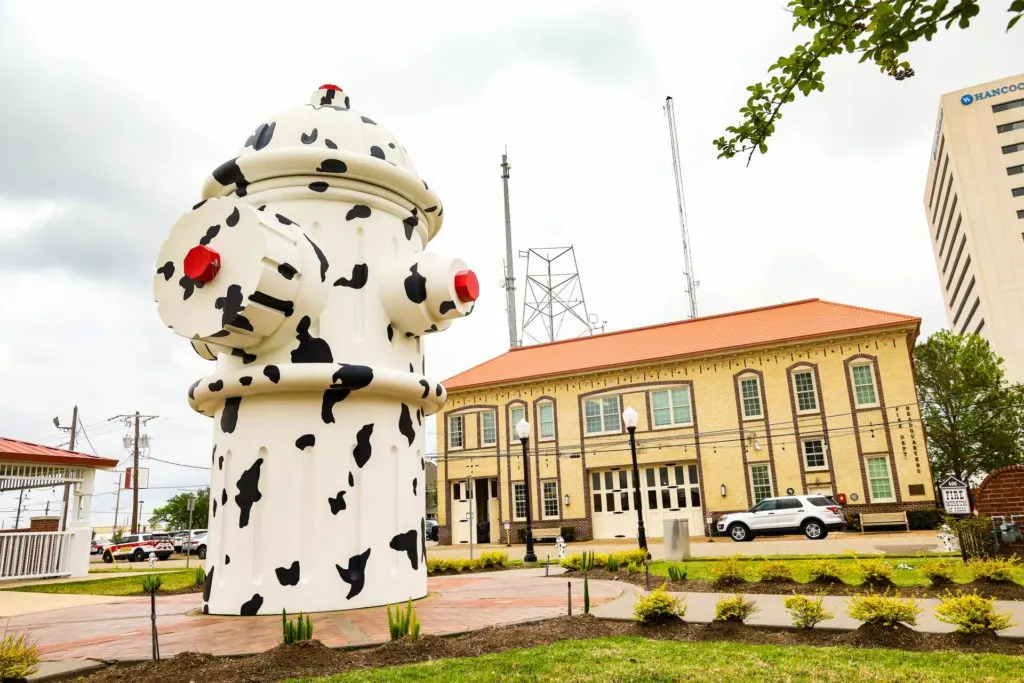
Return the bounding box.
[212,499,217,517]
[212,157,249,196]
[325,139,337,149]
[413,477,418,495]
[231,348,257,364]
[425,205,437,213]
[215,284,247,328]
[199,224,220,246]
[178,275,203,300]
[188,380,200,401]
[421,517,428,564]
[221,488,227,505]
[275,561,300,586]
[390,530,419,570]
[296,434,315,450]
[209,380,224,392]
[321,390,350,424]
[301,128,318,144]
[389,142,396,149]
[235,457,264,528]
[239,376,253,386]
[332,364,374,391]
[225,555,230,565]
[387,324,394,342]
[293,316,333,363]
[435,384,443,398]
[157,261,175,281]
[309,181,329,192]
[226,207,240,227]
[316,159,348,173]
[249,291,294,317]
[202,565,215,602]
[360,116,377,125]
[440,300,456,315]
[193,199,207,210]
[416,409,422,426]
[278,263,298,280]
[348,471,355,487]
[369,146,385,160]
[263,365,281,383]
[304,235,329,282]
[336,548,371,600]
[353,424,373,468]
[334,264,368,289]
[218,455,224,470]
[399,404,415,446]
[275,213,295,225]
[240,594,264,616]
[404,265,427,304]
[402,209,419,240]
[210,329,231,338]
[345,205,371,221]
[418,379,430,399]
[320,89,336,106]
[245,122,276,150]
[328,490,347,514]
[221,397,241,433]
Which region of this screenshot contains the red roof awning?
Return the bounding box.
[0,437,119,469]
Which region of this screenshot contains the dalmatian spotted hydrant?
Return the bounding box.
[153,84,477,616]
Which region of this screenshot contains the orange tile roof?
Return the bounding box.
[444,298,920,391]
[0,437,119,468]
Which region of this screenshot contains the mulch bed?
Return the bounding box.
[566,569,1024,600]
[74,614,1024,683]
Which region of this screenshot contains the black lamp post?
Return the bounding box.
[515,418,538,563]
[622,407,648,553]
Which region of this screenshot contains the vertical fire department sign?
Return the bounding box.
[939,476,970,515]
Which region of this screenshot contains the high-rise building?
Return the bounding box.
[923,73,1024,383]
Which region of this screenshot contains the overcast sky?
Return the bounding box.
[1,1,1020,529]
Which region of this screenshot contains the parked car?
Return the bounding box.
[102,533,175,562]
[90,539,105,555]
[182,530,208,559]
[425,519,439,541]
[716,495,846,542]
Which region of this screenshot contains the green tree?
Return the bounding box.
[149,489,210,530]
[715,1,1024,165]
[914,330,1024,484]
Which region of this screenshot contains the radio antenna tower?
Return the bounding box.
[518,246,602,346]
[500,151,520,349]
[664,96,699,319]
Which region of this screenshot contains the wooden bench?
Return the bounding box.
[860,511,910,533]
[531,528,562,542]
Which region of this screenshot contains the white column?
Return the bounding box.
[67,469,95,577]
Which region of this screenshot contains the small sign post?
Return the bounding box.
[939,476,971,515]
[185,493,196,569]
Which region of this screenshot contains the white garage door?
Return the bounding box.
[590,463,705,540]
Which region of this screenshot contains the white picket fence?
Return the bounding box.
[0,531,74,581]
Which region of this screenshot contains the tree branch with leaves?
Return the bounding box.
[715,0,1023,165]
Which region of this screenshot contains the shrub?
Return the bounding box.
[934,591,1017,634]
[856,558,894,585]
[666,564,687,582]
[806,559,845,583]
[847,593,921,628]
[755,560,792,582]
[560,526,575,542]
[560,554,583,571]
[920,558,961,584]
[633,585,686,624]
[784,594,834,629]
[613,549,649,566]
[0,632,40,679]
[968,556,1020,583]
[193,567,206,586]
[477,551,509,568]
[713,595,760,624]
[281,609,314,644]
[947,516,999,559]
[907,509,944,530]
[844,513,861,532]
[386,598,421,641]
[141,574,163,593]
[712,556,748,585]
[606,555,621,572]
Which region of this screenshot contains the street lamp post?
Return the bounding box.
[515,419,538,563]
[621,407,648,553]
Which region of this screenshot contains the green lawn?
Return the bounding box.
[2,570,199,596]
[299,637,1024,682]
[648,555,1024,587]
[89,566,185,574]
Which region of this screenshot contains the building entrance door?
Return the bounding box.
[452,478,498,545]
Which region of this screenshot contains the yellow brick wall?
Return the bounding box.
[436,328,935,541]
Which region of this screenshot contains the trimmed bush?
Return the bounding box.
[935,591,1017,634]
[907,509,944,530]
[755,560,792,582]
[666,564,687,582]
[783,594,834,629]
[968,556,1020,583]
[847,593,921,628]
[560,527,575,542]
[0,632,40,680]
[920,558,961,584]
[477,551,509,568]
[633,585,686,624]
[615,549,649,566]
[806,559,845,583]
[712,556,748,585]
[605,555,620,572]
[856,558,894,585]
[713,594,760,624]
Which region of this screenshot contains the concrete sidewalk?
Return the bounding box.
[0,592,130,618]
[591,584,1024,637]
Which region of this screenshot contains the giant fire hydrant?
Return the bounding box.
[153,84,477,616]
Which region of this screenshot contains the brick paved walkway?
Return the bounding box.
[5,568,621,663]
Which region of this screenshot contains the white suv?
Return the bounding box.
[716,495,847,542]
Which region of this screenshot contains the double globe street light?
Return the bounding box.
[515,418,538,563]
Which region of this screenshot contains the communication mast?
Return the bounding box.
[500,152,520,349]
[518,246,602,346]
[664,96,699,319]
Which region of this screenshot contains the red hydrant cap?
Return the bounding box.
[454,270,479,303]
[319,83,342,91]
[184,245,221,283]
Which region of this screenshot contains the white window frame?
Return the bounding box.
[448,415,464,450]
[865,456,896,503]
[512,481,527,520]
[583,395,622,435]
[739,376,763,420]
[508,405,526,443]
[541,479,559,519]
[748,463,773,503]
[538,401,556,441]
[850,363,880,408]
[792,370,819,414]
[480,411,496,447]
[650,387,693,428]
[802,439,828,472]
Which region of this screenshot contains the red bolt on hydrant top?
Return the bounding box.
[454,270,479,302]
[183,245,221,283]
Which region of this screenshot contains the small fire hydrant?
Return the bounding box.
[555,536,567,560]
[148,552,156,569]
[153,84,476,616]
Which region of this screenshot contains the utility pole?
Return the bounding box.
[112,412,158,534]
[113,471,122,534]
[14,489,25,529]
[54,406,78,532]
[501,151,520,349]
